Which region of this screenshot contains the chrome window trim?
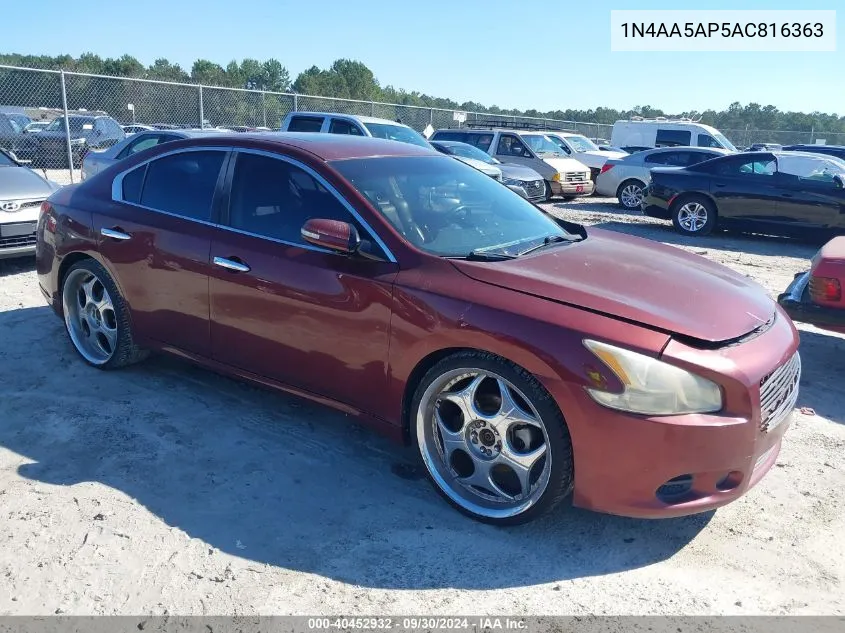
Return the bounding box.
[111,145,398,264]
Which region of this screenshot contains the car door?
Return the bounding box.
[774,155,845,229]
[707,155,784,223]
[207,149,399,413]
[94,147,229,356]
[494,133,535,168]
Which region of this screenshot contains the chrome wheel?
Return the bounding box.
[677,202,709,232]
[619,183,643,209]
[416,368,552,519]
[63,268,119,365]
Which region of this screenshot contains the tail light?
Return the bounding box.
[599,164,615,174]
[40,201,57,233]
[809,276,841,303]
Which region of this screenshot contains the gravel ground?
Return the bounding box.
[1,196,844,617]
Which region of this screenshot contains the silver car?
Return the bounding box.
[81,128,224,180]
[430,140,548,202]
[595,146,732,210]
[0,149,61,259]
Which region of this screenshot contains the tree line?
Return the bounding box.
[1,52,843,137]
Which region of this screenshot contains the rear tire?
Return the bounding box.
[671,195,717,236]
[411,350,574,525]
[616,179,646,210]
[61,258,149,370]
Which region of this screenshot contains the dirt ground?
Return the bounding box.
[1,197,844,616]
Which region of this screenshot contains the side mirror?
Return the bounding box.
[301,218,361,255]
[834,174,844,190]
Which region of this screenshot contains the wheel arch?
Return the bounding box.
[57,252,97,314]
[615,177,646,198]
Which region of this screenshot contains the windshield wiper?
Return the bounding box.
[517,234,579,257]
[463,250,517,261]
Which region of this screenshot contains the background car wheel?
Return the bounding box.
[61,258,149,370]
[411,351,574,525]
[616,180,645,210]
[544,181,554,202]
[672,196,717,236]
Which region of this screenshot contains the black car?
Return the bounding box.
[642,151,845,237]
[782,144,845,162]
[18,115,125,168]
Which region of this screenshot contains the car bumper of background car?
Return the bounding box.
[642,198,671,219]
[778,271,845,333]
[553,180,594,196]
[553,309,800,518]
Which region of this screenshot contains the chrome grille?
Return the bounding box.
[0,234,37,249]
[759,352,801,432]
[521,179,545,198]
[564,171,589,183]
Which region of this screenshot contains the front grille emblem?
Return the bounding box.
[0,201,21,212]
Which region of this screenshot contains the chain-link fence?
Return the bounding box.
[1,63,843,186]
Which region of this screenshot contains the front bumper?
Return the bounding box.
[551,180,594,197]
[778,271,845,333]
[553,308,800,518]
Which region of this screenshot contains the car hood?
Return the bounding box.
[582,149,627,160]
[450,228,775,343]
[498,163,543,181]
[0,166,59,199]
[540,156,590,174]
[456,156,501,177]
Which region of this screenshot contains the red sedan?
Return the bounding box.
[779,236,845,334]
[36,134,801,524]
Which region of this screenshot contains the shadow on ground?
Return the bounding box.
[0,305,715,591]
[794,326,845,425]
[0,257,36,278]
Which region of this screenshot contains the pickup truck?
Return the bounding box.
[778,236,845,334]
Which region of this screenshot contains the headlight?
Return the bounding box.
[502,177,521,186]
[551,172,562,182]
[583,340,723,415]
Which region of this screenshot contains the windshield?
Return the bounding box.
[443,142,498,165]
[45,117,93,133]
[713,133,737,152]
[563,134,599,152]
[522,135,566,156]
[331,155,572,257]
[363,123,431,148]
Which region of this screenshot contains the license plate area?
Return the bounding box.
[0,222,36,238]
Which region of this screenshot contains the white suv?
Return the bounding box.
[280,112,431,148]
[542,132,628,182]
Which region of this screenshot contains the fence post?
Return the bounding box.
[59,70,74,184]
[430,109,434,125]
[293,93,298,112]
[262,91,267,128]
[370,101,375,116]
[198,84,204,128]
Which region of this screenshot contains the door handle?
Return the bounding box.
[213,256,251,273]
[101,227,132,241]
[780,193,794,198]
[714,183,727,188]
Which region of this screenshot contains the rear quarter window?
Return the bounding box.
[655,129,692,147]
[121,165,146,204]
[287,116,324,132]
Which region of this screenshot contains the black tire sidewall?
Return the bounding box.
[672,196,716,236]
[62,258,138,370]
[410,351,574,526]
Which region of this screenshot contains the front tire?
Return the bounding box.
[672,196,717,236]
[61,259,148,369]
[411,351,574,525]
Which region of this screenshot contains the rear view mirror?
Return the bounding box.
[301,218,361,255]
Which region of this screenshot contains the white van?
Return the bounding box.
[542,131,628,182]
[611,118,737,154]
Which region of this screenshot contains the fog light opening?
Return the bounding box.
[656,474,693,502]
[716,471,743,492]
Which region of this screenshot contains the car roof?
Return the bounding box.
[181,132,438,161]
[784,144,845,150]
[642,146,732,154]
[287,111,412,127]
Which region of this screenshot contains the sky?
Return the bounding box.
[2,0,842,115]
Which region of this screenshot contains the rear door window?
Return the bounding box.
[430,131,466,142]
[287,116,324,132]
[655,129,691,147]
[697,134,722,148]
[139,150,226,221]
